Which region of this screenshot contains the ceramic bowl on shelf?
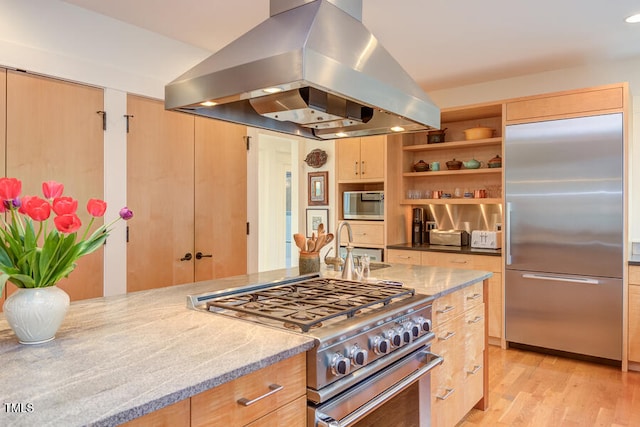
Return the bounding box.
[446,158,462,170]
[413,160,429,172]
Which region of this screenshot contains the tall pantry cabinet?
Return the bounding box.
[1,69,105,303]
[126,95,247,292]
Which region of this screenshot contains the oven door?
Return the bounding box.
[309,348,442,427]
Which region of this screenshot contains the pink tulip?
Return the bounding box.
[42,181,64,199]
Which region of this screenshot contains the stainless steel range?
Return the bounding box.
[187,274,442,426]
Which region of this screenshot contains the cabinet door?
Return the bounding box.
[359,135,385,180]
[337,137,361,180]
[6,71,104,301]
[194,117,247,280]
[0,68,5,308]
[126,95,195,291]
[122,399,190,427]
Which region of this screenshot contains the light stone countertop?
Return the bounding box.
[0,264,491,427]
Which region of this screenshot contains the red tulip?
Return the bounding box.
[0,177,22,200]
[86,198,107,217]
[52,196,78,215]
[42,181,64,199]
[54,213,82,234]
[22,196,51,221]
[18,196,33,215]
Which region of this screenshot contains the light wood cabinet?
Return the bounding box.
[123,353,306,427]
[191,353,306,427]
[337,135,385,182]
[628,266,640,367]
[122,399,190,427]
[338,221,384,248]
[431,281,487,427]
[0,68,5,308]
[421,252,503,343]
[505,84,625,123]
[386,249,421,265]
[4,70,105,302]
[126,96,247,292]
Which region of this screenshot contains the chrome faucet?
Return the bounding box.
[324,221,356,279]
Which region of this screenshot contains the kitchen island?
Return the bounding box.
[0,264,491,427]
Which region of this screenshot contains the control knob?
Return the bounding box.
[330,353,351,376]
[372,336,391,355]
[405,321,421,339]
[386,328,403,348]
[350,345,368,366]
[416,316,432,334]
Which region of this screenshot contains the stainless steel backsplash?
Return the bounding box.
[426,204,503,232]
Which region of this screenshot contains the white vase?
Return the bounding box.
[3,286,70,344]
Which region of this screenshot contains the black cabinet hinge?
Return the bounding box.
[246,222,250,235]
[124,114,134,133]
[97,110,106,131]
[244,135,251,151]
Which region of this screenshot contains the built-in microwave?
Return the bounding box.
[343,191,384,220]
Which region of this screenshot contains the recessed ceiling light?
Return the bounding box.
[200,101,217,107]
[263,87,283,94]
[625,13,640,23]
[390,126,405,132]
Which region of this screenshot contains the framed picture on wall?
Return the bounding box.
[308,171,328,206]
[306,208,329,238]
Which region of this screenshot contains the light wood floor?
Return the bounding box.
[458,345,640,427]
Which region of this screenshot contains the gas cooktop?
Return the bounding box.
[195,276,415,332]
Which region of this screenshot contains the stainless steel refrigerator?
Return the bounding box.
[505,113,623,361]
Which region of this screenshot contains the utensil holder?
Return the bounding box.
[299,252,320,274]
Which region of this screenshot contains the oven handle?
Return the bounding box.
[316,350,443,427]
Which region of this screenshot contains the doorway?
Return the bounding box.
[247,129,302,273]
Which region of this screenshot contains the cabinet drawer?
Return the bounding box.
[191,353,306,427]
[506,86,623,122]
[421,252,500,272]
[629,266,640,285]
[244,395,307,427]
[433,291,463,327]
[340,222,384,246]
[386,249,421,265]
[462,282,484,312]
[463,303,485,355]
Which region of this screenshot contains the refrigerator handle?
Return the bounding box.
[505,202,512,265]
[522,274,600,285]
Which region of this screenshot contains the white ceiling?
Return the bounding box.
[62,0,640,91]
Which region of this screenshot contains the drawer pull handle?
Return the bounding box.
[438,331,456,341]
[466,293,482,301]
[237,383,283,406]
[468,316,483,324]
[451,259,468,264]
[436,305,455,314]
[436,388,455,400]
[467,365,482,375]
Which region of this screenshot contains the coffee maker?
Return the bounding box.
[412,208,424,245]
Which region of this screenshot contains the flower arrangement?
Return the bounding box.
[0,177,133,292]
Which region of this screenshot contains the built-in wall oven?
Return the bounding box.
[188,274,442,426]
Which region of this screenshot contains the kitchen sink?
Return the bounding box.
[368,263,391,271]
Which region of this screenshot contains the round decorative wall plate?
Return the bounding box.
[304,149,328,168]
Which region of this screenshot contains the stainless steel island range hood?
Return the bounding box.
[165,0,440,140]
